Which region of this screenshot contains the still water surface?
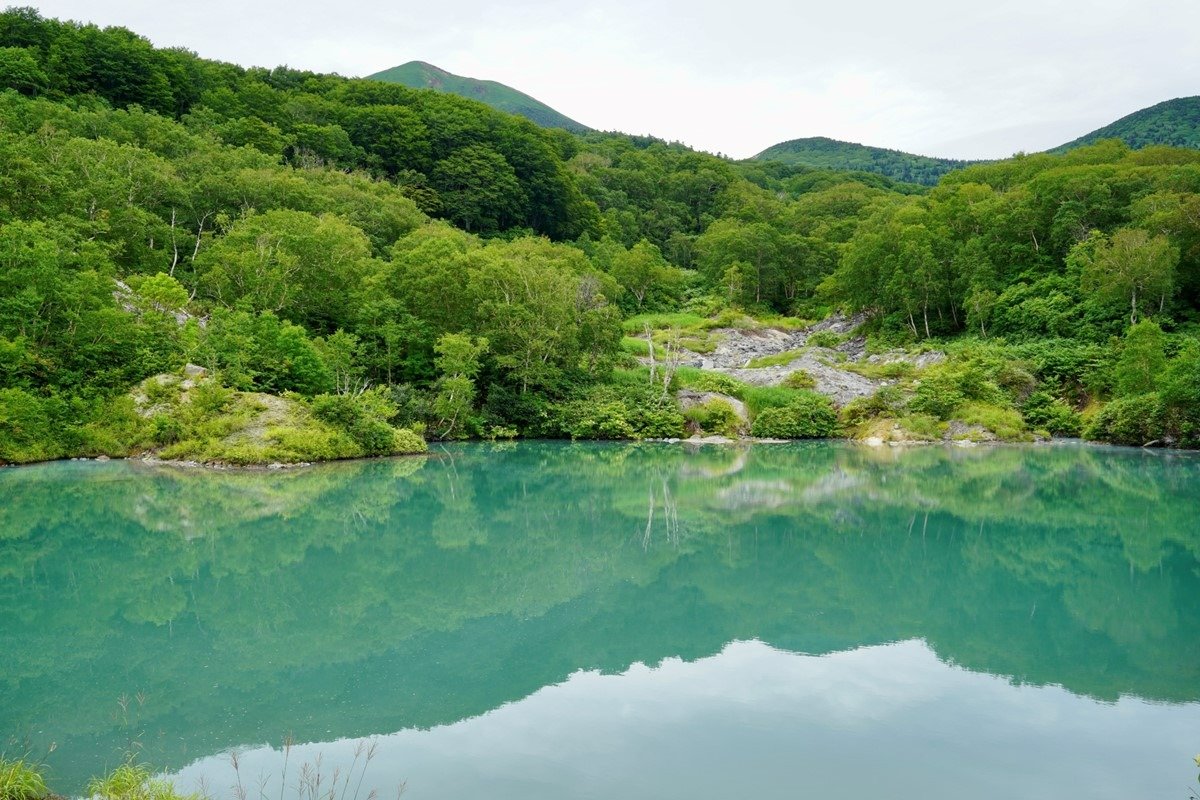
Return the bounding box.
[1,442,1198,798]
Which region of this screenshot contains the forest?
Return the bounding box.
[0,6,1198,464]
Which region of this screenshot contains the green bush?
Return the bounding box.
[909,374,966,419]
[807,330,843,348]
[1084,393,1166,446]
[782,369,817,389]
[150,414,185,446]
[548,385,685,440]
[310,387,409,455]
[683,399,743,437]
[749,392,838,439]
[840,386,905,427]
[1022,391,1083,437]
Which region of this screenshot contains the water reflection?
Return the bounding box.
[174,640,1200,800]
[1,442,1198,793]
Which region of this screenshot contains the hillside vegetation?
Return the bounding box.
[1051,96,1200,153]
[369,60,589,133]
[754,97,1200,184]
[0,7,1198,464]
[751,136,976,186]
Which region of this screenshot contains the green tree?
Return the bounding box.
[0,45,47,94]
[432,333,488,439]
[1080,228,1177,324]
[431,145,525,234]
[1114,321,1166,396]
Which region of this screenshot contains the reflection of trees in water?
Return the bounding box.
[1,442,1198,789]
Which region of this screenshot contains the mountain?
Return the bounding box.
[753,97,1200,185]
[749,137,976,187]
[1049,96,1200,153]
[367,61,589,133]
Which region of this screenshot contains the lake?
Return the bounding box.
[2,441,1198,799]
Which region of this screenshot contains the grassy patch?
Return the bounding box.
[746,349,808,368]
[672,368,749,399]
[620,336,651,356]
[0,758,49,800]
[844,360,917,380]
[622,312,709,334]
[955,402,1029,441]
[743,386,810,419]
[806,330,846,348]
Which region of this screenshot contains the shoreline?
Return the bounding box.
[3,435,1193,471]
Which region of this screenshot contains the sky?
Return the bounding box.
[25,0,1200,160]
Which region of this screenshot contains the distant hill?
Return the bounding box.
[367,61,589,133]
[750,137,976,187]
[1049,96,1200,153]
[753,97,1200,185]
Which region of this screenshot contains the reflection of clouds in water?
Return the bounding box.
[173,639,1200,800]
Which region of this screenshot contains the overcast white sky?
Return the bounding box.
[25,0,1200,159]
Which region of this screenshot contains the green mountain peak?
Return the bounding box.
[367,60,590,133]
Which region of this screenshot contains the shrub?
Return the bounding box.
[547,385,684,439]
[150,414,184,446]
[840,386,905,427]
[189,381,232,418]
[1022,391,1083,437]
[807,330,843,348]
[782,369,817,389]
[683,399,743,437]
[142,377,178,405]
[1084,393,1166,446]
[908,374,965,419]
[749,392,838,439]
[310,387,406,455]
[391,427,428,454]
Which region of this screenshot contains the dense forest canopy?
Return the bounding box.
[0,6,1198,463]
[751,136,977,186]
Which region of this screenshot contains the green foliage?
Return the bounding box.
[752,136,973,186]
[683,399,743,437]
[1050,97,1200,152]
[746,349,807,368]
[1078,229,1177,325]
[782,369,817,389]
[0,757,49,800]
[1084,393,1166,446]
[86,760,196,800]
[547,384,685,440]
[1114,321,1166,396]
[310,387,424,456]
[671,368,748,399]
[909,375,966,419]
[840,386,906,428]
[806,330,844,348]
[955,402,1028,440]
[1022,392,1083,437]
[749,391,838,439]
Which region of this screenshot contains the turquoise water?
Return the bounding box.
[1,441,1198,798]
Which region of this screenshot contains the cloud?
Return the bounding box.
[27,0,1200,158]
